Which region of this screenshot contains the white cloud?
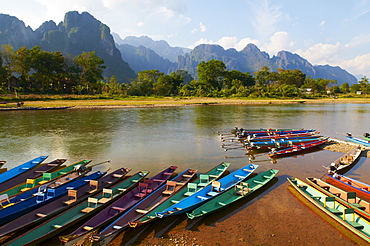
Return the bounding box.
[189,36,259,50]
[191,22,207,33]
[319,20,325,27]
[296,42,342,65]
[340,53,370,78]
[262,31,295,56]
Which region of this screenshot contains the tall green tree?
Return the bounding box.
[196,59,227,93]
[74,51,105,94]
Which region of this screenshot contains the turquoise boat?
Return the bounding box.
[288,177,370,245]
[346,136,370,147]
[4,171,149,246]
[0,156,48,184]
[187,169,279,219]
[129,162,230,228]
[156,163,258,218]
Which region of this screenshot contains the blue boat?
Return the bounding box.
[0,156,48,184]
[345,136,370,147]
[0,171,105,225]
[156,163,258,218]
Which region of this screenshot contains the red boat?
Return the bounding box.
[268,138,328,158]
[325,174,370,201]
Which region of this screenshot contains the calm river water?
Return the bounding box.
[1,103,370,245]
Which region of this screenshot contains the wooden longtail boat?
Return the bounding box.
[306,177,370,220]
[187,169,279,219]
[0,159,67,193]
[237,129,316,137]
[245,132,319,141]
[3,170,148,246]
[267,138,329,158]
[0,156,48,184]
[129,162,230,228]
[325,174,370,201]
[0,168,131,240]
[91,169,197,245]
[2,160,92,204]
[288,177,370,245]
[324,147,362,174]
[59,166,177,246]
[230,127,304,134]
[345,136,370,147]
[0,171,105,225]
[156,164,258,218]
[244,135,322,143]
[244,137,326,150]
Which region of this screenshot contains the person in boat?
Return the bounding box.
[364,132,370,138]
[346,132,352,137]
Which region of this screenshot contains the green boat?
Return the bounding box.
[186,169,278,219]
[4,171,149,246]
[288,177,370,245]
[128,162,230,228]
[0,160,91,198]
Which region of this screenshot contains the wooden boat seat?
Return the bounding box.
[324,197,343,215]
[47,163,59,167]
[136,209,148,214]
[208,174,218,178]
[217,201,226,206]
[162,181,177,195]
[0,194,14,208]
[81,197,98,213]
[112,206,126,212]
[197,174,210,187]
[207,181,222,196]
[86,180,99,194]
[236,183,252,196]
[163,172,173,176]
[20,179,36,192]
[182,174,192,178]
[113,174,123,178]
[343,208,364,229]
[36,213,46,217]
[253,180,264,184]
[83,226,94,231]
[135,183,149,199]
[38,173,52,185]
[184,183,197,197]
[234,174,246,179]
[64,190,78,205]
[143,180,154,193]
[34,170,46,173]
[98,189,113,204]
[197,195,208,201]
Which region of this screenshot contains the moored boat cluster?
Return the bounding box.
[1,127,370,245]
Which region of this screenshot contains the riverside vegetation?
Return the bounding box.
[1,45,370,101]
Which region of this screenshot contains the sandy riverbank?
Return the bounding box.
[1,97,370,109]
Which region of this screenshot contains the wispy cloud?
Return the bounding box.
[247,0,283,42]
[191,22,207,33]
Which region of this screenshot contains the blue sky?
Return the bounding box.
[1,0,370,79]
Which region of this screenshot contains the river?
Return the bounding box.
[1,103,369,245]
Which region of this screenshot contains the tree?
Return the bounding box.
[196,59,227,93]
[74,51,105,94]
[277,69,306,87]
[340,82,350,93]
[224,70,255,89]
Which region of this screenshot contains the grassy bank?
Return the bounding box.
[1,96,370,109]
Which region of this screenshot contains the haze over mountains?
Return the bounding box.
[0,11,357,85]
